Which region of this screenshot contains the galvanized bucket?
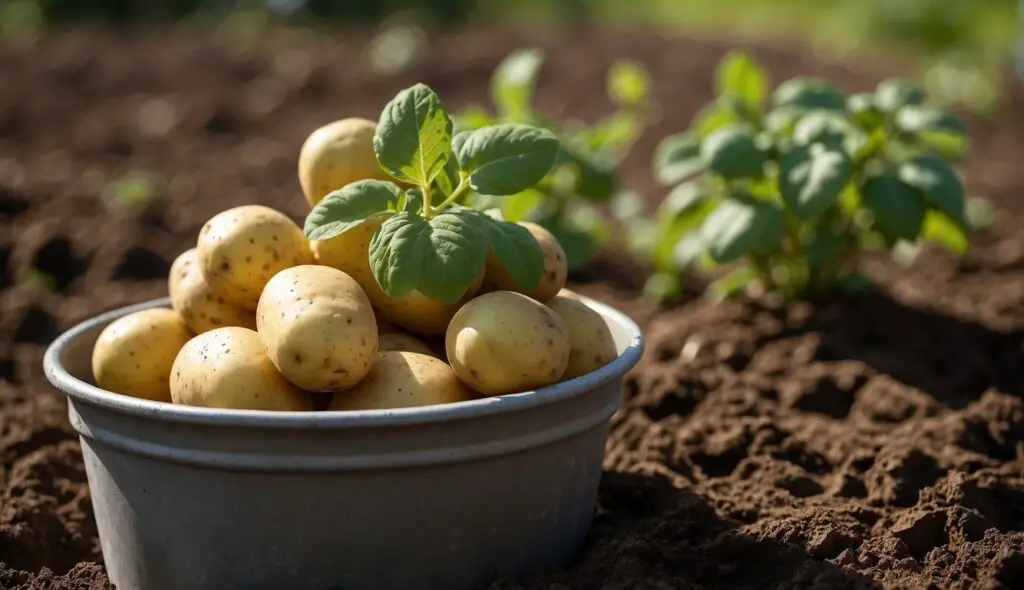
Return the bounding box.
[43,295,644,590]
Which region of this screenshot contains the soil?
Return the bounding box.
[2,24,1023,590]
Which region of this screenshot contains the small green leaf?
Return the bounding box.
[895,106,967,136]
[453,105,496,131]
[847,93,885,130]
[374,83,452,186]
[644,272,682,304]
[779,143,852,220]
[304,180,400,240]
[435,151,461,196]
[706,267,758,301]
[875,78,926,112]
[457,124,559,195]
[773,77,846,112]
[701,193,785,263]
[561,148,618,203]
[500,188,546,222]
[653,133,704,185]
[861,172,926,241]
[715,51,769,112]
[654,184,716,270]
[922,209,969,254]
[898,155,966,223]
[701,125,766,180]
[691,100,743,137]
[793,111,854,146]
[764,107,802,137]
[490,48,544,120]
[608,59,651,106]
[484,218,545,291]
[368,210,487,304]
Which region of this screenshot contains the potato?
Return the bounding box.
[375,313,399,334]
[298,117,393,208]
[169,248,257,334]
[311,216,481,335]
[256,265,377,392]
[377,333,436,357]
[91,308,193,402]
[546,289,618,379]
[170,327,312,411]
[481,221,567,302]
[328,351,473,411]
[197,205,313,311]
[445,291,570,395]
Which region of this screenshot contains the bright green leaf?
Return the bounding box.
[701,125,766,180]
[895,106,967,136]
[644,272,682,304]
[706,266,759,301]
[701,193,785,263]
[922,209,969,254]
[368,210,487,304]
[847,93,885,130]
[435,151,461,196]
[691,100,743,137]
[608,59,651,106]
[374,83,452,186]
[773,77,846,112]
[457,124,559,195]
[875,78,926,112]
[793,111,854,146]
[453,105,496,131]
[484,217,545,291]
[654,184,716,270]
[898,155,966,223]
[779,143,852,220]
[715,51,769,112]
[861,172,926,241]
[561,148,619,203]
[304,180,400,240]
[500,188,545,222]
[653,133,703,185]
[490,48,544,120]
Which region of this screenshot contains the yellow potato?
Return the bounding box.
[91,308,193,402]
[197,205,313,311]
[546,290,618,380]
[256,265,377,392]
[170,327,313,411]
[298,117,393,208]
[445,291,570,395]
[169,248,257,334]
[311,216,481,335]
[481,221,567,302]
[375,313,399,334]
[377,333,436,357]
[328,351,474,411]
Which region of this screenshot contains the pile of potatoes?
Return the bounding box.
[90,118,620,412]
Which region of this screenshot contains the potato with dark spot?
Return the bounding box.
[170,327,312,411]
[445,291,569,395]
[298,117,393,208]
[312,216,481,335]
[546,289,618,379]
[92,308,193,402]
[169,248,256,334]
[197,205,313,310]
[377,333,436,357]
[328,351,473,410]
[481,221,567,302]
[256,265,377,392]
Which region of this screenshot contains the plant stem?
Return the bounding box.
[421,182,434,219]
[435,177,470,212]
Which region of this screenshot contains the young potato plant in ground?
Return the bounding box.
[636,51,972,302]
[304,82,560,308]
[453,48,656,270]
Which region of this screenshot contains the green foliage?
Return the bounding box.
[305,83,557,304]
[644,51,973,301]
[453,47,656,270]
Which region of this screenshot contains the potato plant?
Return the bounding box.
[452,48,655,270]
[639,51,972,301]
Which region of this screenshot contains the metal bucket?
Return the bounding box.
[43,295,644,590]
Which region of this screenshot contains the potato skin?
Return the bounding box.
[377,332,436,357]
[256,265,377,392]
[169,248,257,334]
[170,327,313,411]
[445,291,570,395]
[328,351,473,411]
[311,216,481,335]
[91,308,193,402]
[197,205,313,310]
[546,289,618,380]
[481,221,567,302]
[298,118,392,208]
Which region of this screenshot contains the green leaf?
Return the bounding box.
[701,125,766,180]
[701,193,785,263]
[691,100,743,137]
[706,267,758,301]
[803,227,844,268]
[653,133,703,185]
[561,148,618,203]
[793,111,854,146]
[861,172,926,241]
[875,78,926,112]
[847,93,885,130]
[654,183,716,270]
[922,209,969,255]
[484,218,545,291]
[374,83,452,186]
[764,107,802,137]
[607,59,651,106]
[500,188,545,222]
[491,48,545,120]
[715,51,769,112]
[547,225,594,271]
[895,106,967,136]
[779,143,853,220]
[644,272,682,304]
[898,155,966,223]
[453,105,496,131]
[435,152,462,196]
[304,179,401,240]
[457,124,559,195]
[773,77,846,112]
[368,210,487,304]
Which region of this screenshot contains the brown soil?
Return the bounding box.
[2,24,1023,590]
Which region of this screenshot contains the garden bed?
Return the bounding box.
[1,26,1022,589]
